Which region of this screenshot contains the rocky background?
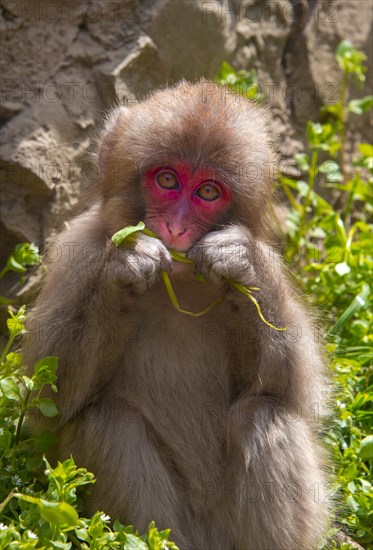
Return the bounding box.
[0,0,372,265]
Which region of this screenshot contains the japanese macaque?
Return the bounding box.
[24,81,329,549]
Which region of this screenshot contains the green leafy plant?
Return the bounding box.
[324,40,372,180]
[277,42,372,549]
[0,249,179,548]
[0,243,41,305]
[217,40,372,550]
[217,61,263,101]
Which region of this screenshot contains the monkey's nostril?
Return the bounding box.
[166,222,186,237]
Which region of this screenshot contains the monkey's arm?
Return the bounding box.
[24,206,171,428]
[187,224,327,415]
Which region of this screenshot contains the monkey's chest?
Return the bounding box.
[122,307,232,484]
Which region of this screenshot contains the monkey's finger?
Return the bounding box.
[158,247,173,273]
[139,236,172,274]
[143,262,161,289]
[190,256,213,282]
[186,244,210,266]
[207,261,229,286]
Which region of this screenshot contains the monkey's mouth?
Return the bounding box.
[145,221,194,252]
[159,233,193,252]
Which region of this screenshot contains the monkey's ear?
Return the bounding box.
[98,106,129,174]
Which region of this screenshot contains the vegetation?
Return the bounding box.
[0,249,178,549]
[276,41,372,549]
[0,41,372,549]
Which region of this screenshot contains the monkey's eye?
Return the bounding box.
[157,172,179,189]
[195,182,221,201]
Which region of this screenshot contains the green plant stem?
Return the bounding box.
[342,174,359,222]
[302,150,319,227]
[279,177,302,212]
[15,388,31,445]
[0,491,15,514]
[343,225,356,262]
[229,280,288,331]
[0,334,16,365]
[68,532,83,549]
[161,271,225,317]
[338,71,350,180]
[0,266,9,279]
[115,225,287,329]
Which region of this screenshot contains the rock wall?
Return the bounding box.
[1,0,372,262]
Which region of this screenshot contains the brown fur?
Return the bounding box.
[24,81,329,549]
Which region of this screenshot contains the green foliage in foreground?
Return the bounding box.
[277,41,372,548]
[0,294,178,548]
[0,40,372,549]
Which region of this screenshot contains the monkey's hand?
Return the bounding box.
[106,234,172,293]
[187,226,256,286]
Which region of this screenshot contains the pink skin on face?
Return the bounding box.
[143,162,232,251]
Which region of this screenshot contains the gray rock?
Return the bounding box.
[0,0,371,252]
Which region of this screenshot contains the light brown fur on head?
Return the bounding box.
[98,81,276,238]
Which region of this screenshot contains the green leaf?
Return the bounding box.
[336,40,367,81]
[0,377,21,400]
[328,283,370,335]
[12,242,41,267]
[33,397,58,417]
[216,62,263,101]
[348,96,373,114]
[6,256,27,273]
[336,39,354,60]
[33,356,58,387]
[6,317,25,336]
[346,495,360,512]
[0,427,12,450]
[217,61,236,81]
[358,435,373,461]
[358,143,373,157]
[124,534,149,550]
[0,243,40,281]
[321,104,342,118]
[344,462,358,481]
[295,153,310,171]
[360,479,372,493]
[306,121,339,151]
[112,221,145,246]
[319,160,343,182]
[87,512,105,538]
[21,375,34,390]
[39,499,79,526]
[306,121,323,145]
[15,493,79,526]
[5,352,23,370]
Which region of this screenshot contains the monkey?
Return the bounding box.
[24,81,329,550]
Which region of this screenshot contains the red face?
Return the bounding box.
[142,162,232,251]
